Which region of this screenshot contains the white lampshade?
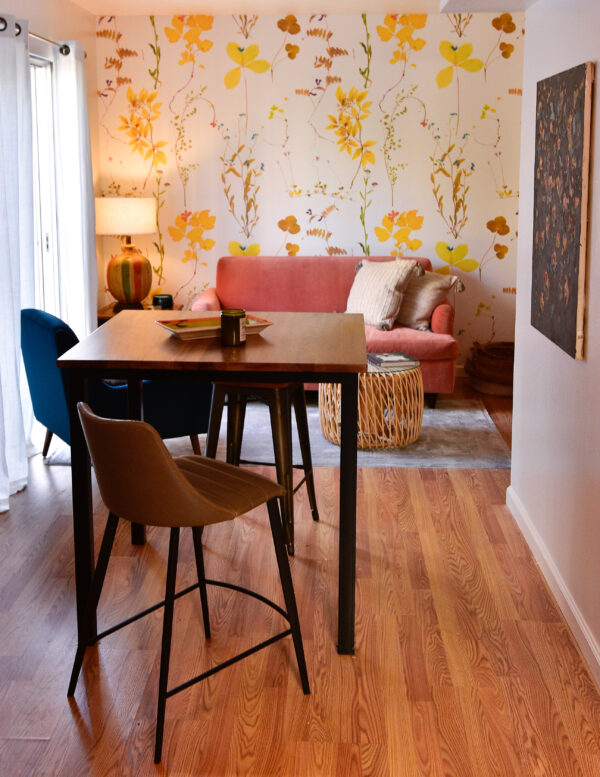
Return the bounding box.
[95,197,156,236]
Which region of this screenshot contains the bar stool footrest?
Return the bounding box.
[167,627,293,699]
[93,576,293,646]
[238,458,307,471]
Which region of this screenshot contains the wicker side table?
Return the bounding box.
[319,364,424,449]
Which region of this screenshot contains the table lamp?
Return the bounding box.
[95,197,156,312]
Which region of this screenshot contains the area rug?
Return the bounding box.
[42,397,510,469]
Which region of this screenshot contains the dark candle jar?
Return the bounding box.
[152,294,173,310]
[221,309,246,346]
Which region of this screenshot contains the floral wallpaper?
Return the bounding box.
[95,11,524,359]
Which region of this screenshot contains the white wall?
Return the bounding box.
[508,0,600,683]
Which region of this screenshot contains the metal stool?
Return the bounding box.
[68,402,309,764]
[206,382,319,555]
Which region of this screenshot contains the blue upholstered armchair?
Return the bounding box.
[21,308,213,457]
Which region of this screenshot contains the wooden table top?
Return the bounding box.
[58,310,367,375]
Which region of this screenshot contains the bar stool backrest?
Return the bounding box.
[77,402,234,528]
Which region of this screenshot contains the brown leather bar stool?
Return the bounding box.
[68,403,309,765]
[205,382,319,555]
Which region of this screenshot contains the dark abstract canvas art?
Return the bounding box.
[531,62,594,360]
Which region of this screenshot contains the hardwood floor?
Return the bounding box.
[452,376,513,451]
[2,386,600,775]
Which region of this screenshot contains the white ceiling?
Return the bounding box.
[71,0,436,14]
[70,0,534,16]
[440,0,536,10]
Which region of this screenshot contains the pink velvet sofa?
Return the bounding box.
[191,255,459,398]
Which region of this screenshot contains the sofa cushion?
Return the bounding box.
[365,324,460,360]
[345,258,421,330]
[397,271,461,331]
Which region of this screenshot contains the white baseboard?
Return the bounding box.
[506,486,600,686]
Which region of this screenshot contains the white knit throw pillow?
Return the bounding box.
[345,259,422,330]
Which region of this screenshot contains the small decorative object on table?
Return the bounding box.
[221,308,246,346]
[152,294,173,310]
[320,362,423,449]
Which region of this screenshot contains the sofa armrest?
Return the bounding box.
[431,302,454,335]
[191,287,222,311]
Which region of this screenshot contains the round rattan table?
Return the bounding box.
[319,363,424,449]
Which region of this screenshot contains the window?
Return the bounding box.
[29,47,59,315]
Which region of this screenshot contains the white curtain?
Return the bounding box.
[0,15,34,512]
[52,41,97,339]
[0,22,96,511]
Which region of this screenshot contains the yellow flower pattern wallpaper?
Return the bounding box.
[96,12,524,359]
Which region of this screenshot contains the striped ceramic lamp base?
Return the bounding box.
[107,243,152,312]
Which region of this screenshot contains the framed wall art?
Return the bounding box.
[531,61,595,360]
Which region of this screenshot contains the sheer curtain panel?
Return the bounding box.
[52,42,97,339]
[0,14,34,511]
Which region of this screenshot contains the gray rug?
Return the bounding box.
[42,398,510,469]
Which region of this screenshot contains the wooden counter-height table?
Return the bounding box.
[58,310,367,655]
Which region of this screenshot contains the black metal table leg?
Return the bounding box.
[337,373,358,655]
[66,370,96,644]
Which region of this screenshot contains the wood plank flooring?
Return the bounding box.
[452,377,513,451]
[2,387,600,775]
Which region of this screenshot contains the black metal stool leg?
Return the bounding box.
[266,499,310,694]
[206,385,226,458]
[268,389,295,555]
[191,526,211,638]
[226,392,246,466]
[129,379,146,547]
[68,512,119,696]
[291,385,319,522]
[190,434,202,455]
[155,527,180,764]
[42,429,53,457]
